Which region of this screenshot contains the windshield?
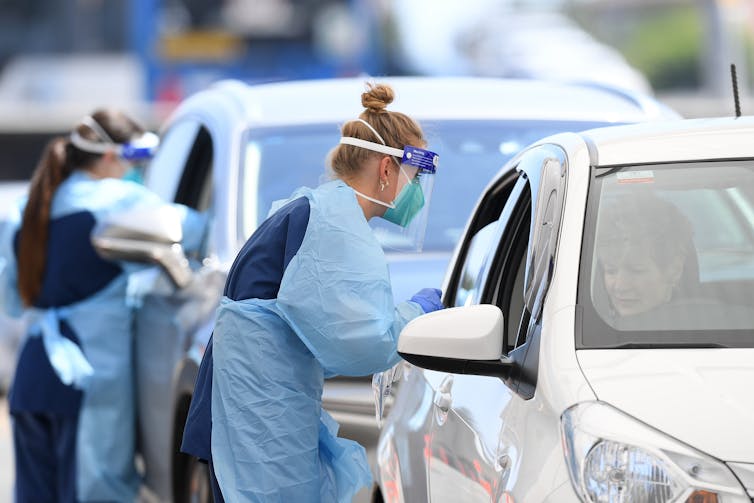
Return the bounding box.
[579,161,754,349]
[241,120,612,251]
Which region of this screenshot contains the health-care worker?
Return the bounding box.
[181,82,444,502]
[0,109,206,503]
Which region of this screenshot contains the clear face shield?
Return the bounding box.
[69,115,159,183]
[340,135,438,252]
[383,146,437,251]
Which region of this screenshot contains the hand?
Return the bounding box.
[410,288,443,313]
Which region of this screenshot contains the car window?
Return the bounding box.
[240,120,611,247]
[507,244,528,350]
[486,146,566,352]
[488,182,531,352]
[145,120,203,202]
[579,160,754,349]
[444,167,521,308]
[519,147,567,320]
[445,167,530,347]
[452,220,498,307]
[173,126,213,211]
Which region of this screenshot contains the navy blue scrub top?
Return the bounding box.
[9,211,123,416]
[181,197,310,461]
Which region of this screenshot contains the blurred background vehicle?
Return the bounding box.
[374,114,754,503]
[387,4,653,94]
[0,181,28,395]
[116,75,678,503]
[0,1,750,194]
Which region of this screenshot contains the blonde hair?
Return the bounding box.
[329,82,425,181]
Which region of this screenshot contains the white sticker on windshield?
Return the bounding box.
[617,170,654,184]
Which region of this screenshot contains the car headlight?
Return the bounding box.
[561,402,748,503]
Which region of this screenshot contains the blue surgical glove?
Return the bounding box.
[410,288,444,313]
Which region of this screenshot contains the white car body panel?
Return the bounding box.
[379,115,754,503]
[577,348,754,462]
[583,115,754,166]
[225,77,676,126]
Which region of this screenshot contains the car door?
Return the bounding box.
[135,118,225,503]
[426,145,567,503]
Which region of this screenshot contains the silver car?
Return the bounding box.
[94,76,678,502]
[0,181,30,394]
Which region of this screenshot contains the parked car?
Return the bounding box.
[376,115,754,503]
[93,76,678,502]
[0,181,30,394]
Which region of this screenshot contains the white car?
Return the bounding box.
[376,115,754,502]
[102,76,677,502]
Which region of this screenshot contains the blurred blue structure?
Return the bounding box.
[0,0,387,107]
[129,0,387,102]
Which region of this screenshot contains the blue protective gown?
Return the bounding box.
[0,170,206,502]
[181,180,423,502]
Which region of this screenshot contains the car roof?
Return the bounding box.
[580,115,754,167]
[182,76,678,128]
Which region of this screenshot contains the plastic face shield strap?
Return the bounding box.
[69,116,159,161]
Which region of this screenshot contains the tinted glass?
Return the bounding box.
[241,120,611,251]
[579,161,754,348]
[453,220,498,307]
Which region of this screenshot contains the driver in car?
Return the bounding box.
[595,192,695,321]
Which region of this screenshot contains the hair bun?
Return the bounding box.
[361,82,394,114]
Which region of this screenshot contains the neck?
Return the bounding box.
[345,177,386,220]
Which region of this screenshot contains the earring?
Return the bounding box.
[380,181,386,192]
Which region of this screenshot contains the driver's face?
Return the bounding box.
[600,244,679,317]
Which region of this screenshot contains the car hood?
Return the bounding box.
[577,348,754,462]
[386,252,451,305]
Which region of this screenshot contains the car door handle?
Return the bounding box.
[433,375,454,413]
[433,390,452,413]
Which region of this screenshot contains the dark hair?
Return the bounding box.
[329,82,425,181]
[17,108,146,306]
[596,192,693,268]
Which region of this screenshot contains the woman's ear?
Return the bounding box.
[379,155,396,187]
[380,155,394,178]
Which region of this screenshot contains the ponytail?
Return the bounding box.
[16,108,146,305]
[17,137,73,306]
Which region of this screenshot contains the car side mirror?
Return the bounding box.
[397,304,515,380]
[91,206,193,288]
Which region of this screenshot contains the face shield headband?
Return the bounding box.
[69,116,160,162]
[338,137,438,176]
